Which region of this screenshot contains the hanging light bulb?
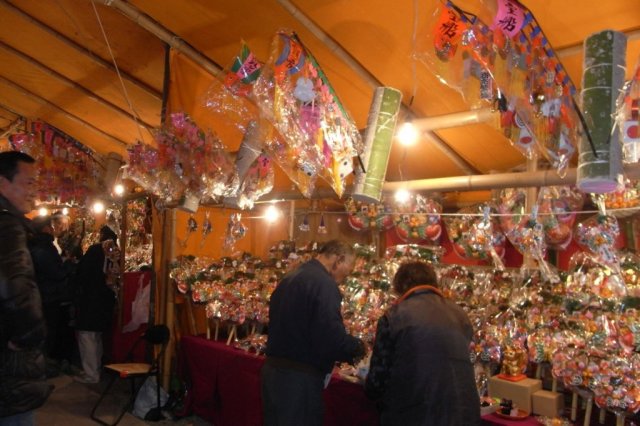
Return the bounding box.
[396,122,419,146]
[395,188,411,204]
[264,205,281,223]
[92,201,105,214]
[113,183,125,196]
[38,207,48,217]
[62,207,69,215]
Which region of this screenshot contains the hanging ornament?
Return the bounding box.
[317,213,328,234]
[180,214,198,248]
[224,213,247,250]
[299,214,310,232]
[199,211,213,249]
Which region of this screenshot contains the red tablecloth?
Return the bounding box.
[179,335,537,426]
[481,412,541,425]
[180,335,379,426]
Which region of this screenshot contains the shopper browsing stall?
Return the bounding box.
[73,225,120,384]
[28,215,70,376]
[262,239,366,426]
[365,261,480,426]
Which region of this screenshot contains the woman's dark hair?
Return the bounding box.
[392,261,438,295]
[32,215,53,232]
[0,151,35,182]
[99,225,118,242]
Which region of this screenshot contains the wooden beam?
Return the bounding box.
[0,101,25,118]
[0,0,161,101]
[0,74,129,148]
[0,40,156,132]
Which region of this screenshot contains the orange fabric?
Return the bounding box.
[165,51,290,259]
[395,285,444,305]
[167,51,248,150]
[173,206,288,260]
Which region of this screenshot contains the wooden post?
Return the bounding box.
[288,201,295,241]
[117,201,128,329]
[161,208,176,390]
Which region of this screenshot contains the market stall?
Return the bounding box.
[1,1,640,425]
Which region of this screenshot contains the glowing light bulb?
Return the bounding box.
[397,122,419,146]
[264,205,280,223]
[113,183,125,196]
[62,207,69,215]
[38,207,48,217]
[395,189,411,204]
[92,201,105,214]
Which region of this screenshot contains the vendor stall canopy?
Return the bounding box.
[0,0,639,201]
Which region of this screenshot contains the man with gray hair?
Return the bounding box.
[262,239,365,426]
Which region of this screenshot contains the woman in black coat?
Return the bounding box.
[365,261,480,426]
[73,226,119,384]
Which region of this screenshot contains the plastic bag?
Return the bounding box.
[132,376,169,419]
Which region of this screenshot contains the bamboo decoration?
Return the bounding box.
[226,324,238,345]
[352,87,402,203]
[584,397,593,426]
[578,30,627,194]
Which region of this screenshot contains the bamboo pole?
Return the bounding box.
[226,325,237,345]
[584,397,593,426]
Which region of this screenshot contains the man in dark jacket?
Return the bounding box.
[365,261,480,426]
[262,240,365,426]
[29,215,69,375]
[0,151,53,425]
[73,226,119,384]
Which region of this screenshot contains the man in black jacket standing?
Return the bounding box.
[262,240,365,426]
[73,226,119,384]
[29,215,69,376]
[0,151,52,425]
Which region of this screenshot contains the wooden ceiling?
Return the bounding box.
[0,0,638,199]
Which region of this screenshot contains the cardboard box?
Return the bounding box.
[532,390,564,418]
[488,376,542,413]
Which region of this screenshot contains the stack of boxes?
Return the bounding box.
[488,376,564,417]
